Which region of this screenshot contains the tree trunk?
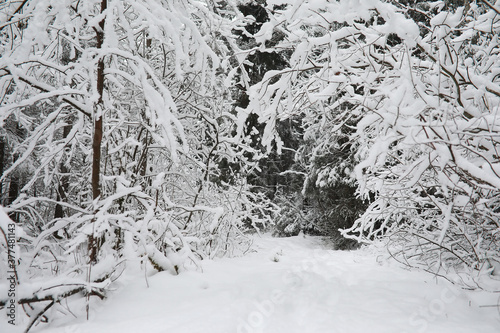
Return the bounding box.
[92,0,106,201]
[89,0,107,264]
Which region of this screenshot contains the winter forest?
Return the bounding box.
[1,0,500,332]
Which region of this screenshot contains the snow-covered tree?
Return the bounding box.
[245,0,500,283]
[0,0,275,329]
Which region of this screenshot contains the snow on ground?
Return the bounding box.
[23,234,500,332]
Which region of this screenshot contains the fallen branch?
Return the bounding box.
[0,283,106,308]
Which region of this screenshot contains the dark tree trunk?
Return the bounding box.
[89,0,107,264]
[92,5,106,201]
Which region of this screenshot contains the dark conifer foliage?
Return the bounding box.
[234,1,300,200]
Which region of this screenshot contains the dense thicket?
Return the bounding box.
[1,1,499,330]
[0,0,276,329]
[233,1,367,244]
[244,0,500,284]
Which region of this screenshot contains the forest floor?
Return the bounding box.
[22,234,500,332]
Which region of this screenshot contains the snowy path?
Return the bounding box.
[35,235,499,333]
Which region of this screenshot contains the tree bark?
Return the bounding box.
[89,0,107,264]
[92,0,106,201]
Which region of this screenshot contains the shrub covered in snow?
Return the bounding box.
[245,0,500,283]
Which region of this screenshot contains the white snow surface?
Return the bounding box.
[17,235,500,333]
